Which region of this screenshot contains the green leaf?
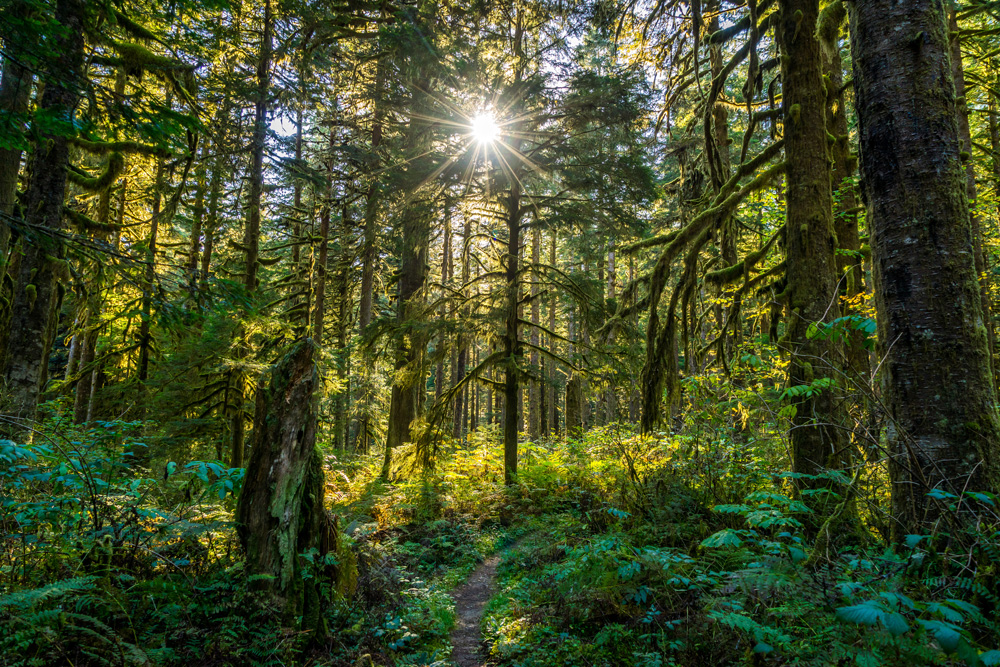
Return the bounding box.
[882,612,909,636]
[700,529,744,548]
[964,491,995,506]
[917,620,961,653]
[980,650,1000,666]
[836,602,883,626]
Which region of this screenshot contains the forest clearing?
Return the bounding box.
[2,0,1000,665]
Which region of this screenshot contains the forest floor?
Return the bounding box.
[4,427,999,666]
[325,431,999,666]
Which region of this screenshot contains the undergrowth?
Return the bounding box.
[2,399,999,666]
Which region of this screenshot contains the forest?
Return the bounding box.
[1,0,1000,665]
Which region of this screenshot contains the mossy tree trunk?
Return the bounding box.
[948,9,994,384]
[73,184,114,424]
[548,234,559,434]
[236,340,356,636]
[231,0,272,468]
[137,92,167,387]
[1,0,85,432]
[503,176,523,484]
[777,0,849,497]
[821,3,866,383]
[0,7,32,255]
[353,49,385,454]
[529,228,541,438]
[850,0,1000,537]
[452,214,471,440]
[383,83,433,479]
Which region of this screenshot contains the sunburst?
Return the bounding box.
[470,111,501,144]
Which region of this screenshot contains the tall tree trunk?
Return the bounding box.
[382,76,434,478]
[604,243,616,423]
[627,255,639,423]
[452,215,471,439]
[436,206,451,407]
[334,205,353,452]
[313,123,336,344]
[949,10,994,383]
[548,233,558,433]
[138,95,168,386]
[821,3,865,384]
[705,0,739,369]
[353,49,386,454]
[504,178,522,484]
[1,0,85,431]
[778,0,848,502]
[74,185,113,423]
[231,0,272,468]
[200,102,229,291]
[0,48,31,254]
[529,228,540,438]
[187,136,208,295]
[850,0,1000,537]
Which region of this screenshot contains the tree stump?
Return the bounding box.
[236,340,356,636]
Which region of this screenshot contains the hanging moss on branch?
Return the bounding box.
[705,224,785,285]
[63,207,121,234]
[110,8,161,43]
[66,152,125,192]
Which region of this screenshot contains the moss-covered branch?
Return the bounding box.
[706,225,784,285]
[66,152,124,192]
[708,0,778,44]
[63,207,121,234]
[622,229,680,254]
[72,137,169,157]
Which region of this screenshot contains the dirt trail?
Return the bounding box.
[449,554,501,667]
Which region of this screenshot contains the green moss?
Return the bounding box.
[113,40,191,75]
[816,1,846,58]
[66,152,125,192]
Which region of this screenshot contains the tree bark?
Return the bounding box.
[822,3,865,384]
[0,48,32,253]
[236,341,356,634]
[231,0,272,468]
[529,228,540,438]
[548,233,558,433]
[382,76,434,478]
[778,0,849,499]
[503,178,522,484]
[1,0,85,431]
[137,100,168,386]
[452,215,471,440]
[948,10,994,384]
[850,0,1000,537]
[187,136,208,295]
[74,185,113,424]
[352,16,388,454]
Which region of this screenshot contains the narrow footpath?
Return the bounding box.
[449,553,501,667]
